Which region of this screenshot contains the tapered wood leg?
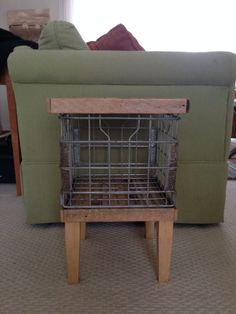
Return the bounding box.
[80,222,86,240]
[65,222,81,284]
[3,69,21,195]
[145,221,154,239]
[156,220,174,282]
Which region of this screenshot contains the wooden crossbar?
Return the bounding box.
[61,207,177,223]
[48,97,189,114]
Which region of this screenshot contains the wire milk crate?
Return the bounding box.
[49,97,189,284]
[60,113,178,209]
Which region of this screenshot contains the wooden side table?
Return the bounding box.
[49,97,189,284]
[0,67,21,195]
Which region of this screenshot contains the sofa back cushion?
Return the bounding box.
[39,21,89,50]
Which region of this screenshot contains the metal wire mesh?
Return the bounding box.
[60,114,180,209]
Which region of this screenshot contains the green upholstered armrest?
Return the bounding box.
[8,48,236,86]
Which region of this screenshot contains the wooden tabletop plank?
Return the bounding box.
[48,98,189,114]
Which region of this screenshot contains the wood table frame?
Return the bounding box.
[0,67,21,195]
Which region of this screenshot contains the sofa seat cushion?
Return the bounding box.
[39,21,89,50]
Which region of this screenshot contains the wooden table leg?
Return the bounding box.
[145,221,154,239]
[156,220,174,282]
[65,222,81,284]
[80,222,87,240]
[2,68,21,195]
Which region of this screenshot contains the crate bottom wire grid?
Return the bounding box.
[60,113,180,210]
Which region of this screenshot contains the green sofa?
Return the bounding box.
[8,21,236,224]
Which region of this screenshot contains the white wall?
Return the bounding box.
[72,0,236,52]
[0,0,64,130]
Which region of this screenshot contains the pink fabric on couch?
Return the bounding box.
[87,24,144,51]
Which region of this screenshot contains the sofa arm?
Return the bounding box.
[8,48,236,87]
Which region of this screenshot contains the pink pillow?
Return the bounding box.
[87,24,144,51]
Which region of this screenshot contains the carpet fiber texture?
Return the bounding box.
[0,183,236,313]
[228,160,236,180]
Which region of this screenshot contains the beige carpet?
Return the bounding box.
[0,183,236,314]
